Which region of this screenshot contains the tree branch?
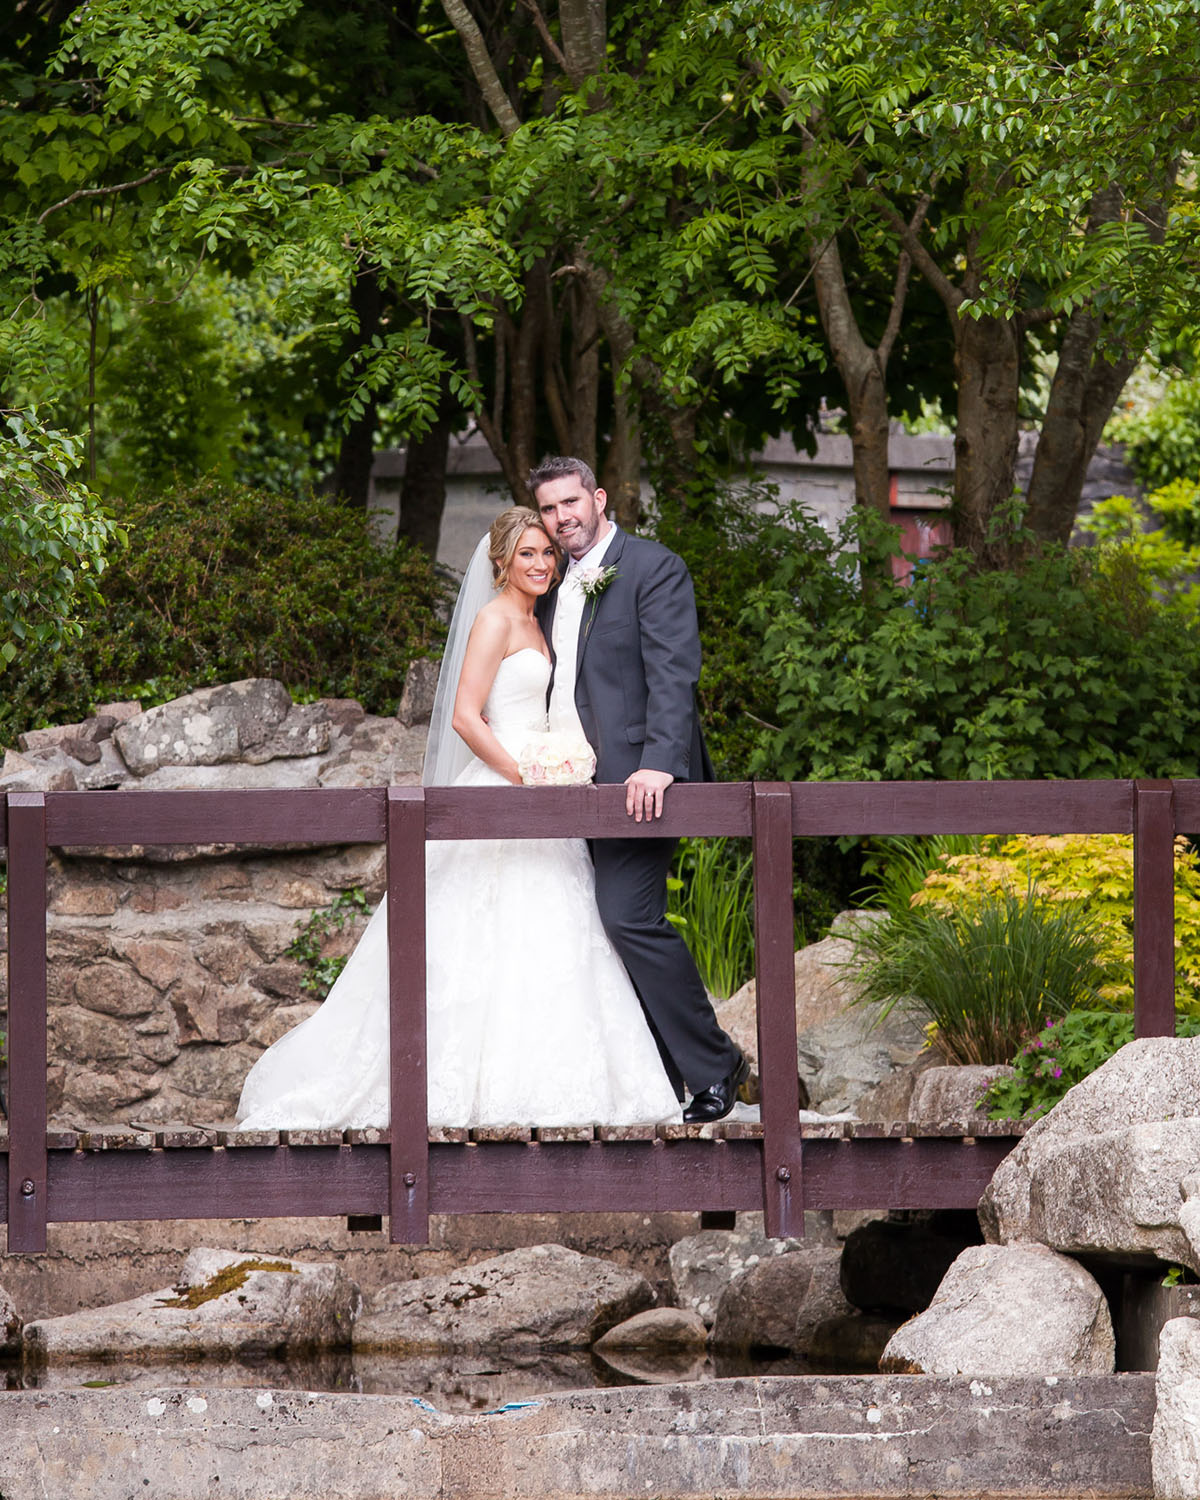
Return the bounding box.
[518,0,568,74]
[878,251,912,369]
[440,0,521,138]
[37,167,173,224]
[857,165,963,315]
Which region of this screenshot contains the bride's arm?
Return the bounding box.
[451,610,524,785]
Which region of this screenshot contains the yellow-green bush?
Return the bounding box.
[916,834,1200,1017]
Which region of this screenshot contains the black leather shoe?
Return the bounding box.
[682,1051,750,1124]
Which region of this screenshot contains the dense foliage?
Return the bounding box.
[1,411,127,669]
[745,508,1200,782]
[0,479,447,747]
[5,0,1199,552]
[1108,376,1200,490]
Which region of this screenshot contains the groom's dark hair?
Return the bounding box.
[527,454,598,496]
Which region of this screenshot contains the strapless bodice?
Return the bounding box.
[484,649,551,737]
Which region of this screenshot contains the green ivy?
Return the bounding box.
[286,887,371,1000]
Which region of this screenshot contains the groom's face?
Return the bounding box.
[535,474,609,560]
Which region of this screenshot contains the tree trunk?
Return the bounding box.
[328,266,382,509]
[507,265,546,492]
[1023,309,1137,546]
[568,277,600,469]
[952,311,1023,564]
[600,369,642,527]
[1024,181,1175,545]
[397,408,452,557]
[558,0,607,85]
[808,227,893,521]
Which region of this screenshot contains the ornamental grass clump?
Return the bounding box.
[667,837,755,999]
[918,834,1200,1018]
[851,889,1112,1066]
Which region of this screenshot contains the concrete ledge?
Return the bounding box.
[0,1374,1154,1499]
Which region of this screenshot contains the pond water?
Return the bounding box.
[5,1346,858,1413]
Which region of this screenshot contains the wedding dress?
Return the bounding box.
[236,647,682,1129]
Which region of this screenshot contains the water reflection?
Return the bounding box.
[5,1344,880,1412]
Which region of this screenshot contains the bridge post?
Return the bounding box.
[386,787,429,1242]
[1133,779,1176,1038]
[752,783,803,1237]
[6,792,49,1253]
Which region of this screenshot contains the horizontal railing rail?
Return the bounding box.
[0,779,1185,1254]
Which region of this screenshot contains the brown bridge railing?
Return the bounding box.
[0,779,1185,1255]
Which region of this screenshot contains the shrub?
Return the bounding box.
[984,1009,1200,1121]
[1107,375,1200,490]
[651,486,810,780]
[849,890,1113,1065]
[744,507,1200,782]
[917,834,1200,1018]
[0,479,448,746]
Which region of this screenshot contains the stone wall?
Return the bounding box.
[1,676,432,1126]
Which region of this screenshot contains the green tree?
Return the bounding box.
[658,0,1200,558]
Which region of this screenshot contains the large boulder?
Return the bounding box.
[22,1248,361,1361]
[880,1244,1115,1376]
[715,912,885,1066]
[907,1064,1015,1128]
[980,1038,1200,1272]
[797,1002,928,1117]
[354,1244,653,1352]
[114,679,295,775]
[710,1245,850,1355]
[1152,1316,1200,1500]
[668,1222,805,1327]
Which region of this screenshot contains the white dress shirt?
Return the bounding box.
[549,524,618,737]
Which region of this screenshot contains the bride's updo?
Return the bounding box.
[489,506,560,590]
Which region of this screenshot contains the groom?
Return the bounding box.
[529,455,748,1123]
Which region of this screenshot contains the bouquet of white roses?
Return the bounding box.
[518,731,596,787]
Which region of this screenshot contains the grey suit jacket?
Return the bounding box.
[539,526,714,786]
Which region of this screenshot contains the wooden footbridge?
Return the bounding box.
[0,779,1184,1254]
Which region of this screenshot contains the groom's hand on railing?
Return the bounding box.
[625,768,674,822]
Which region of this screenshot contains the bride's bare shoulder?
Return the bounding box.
[466,598,513,651]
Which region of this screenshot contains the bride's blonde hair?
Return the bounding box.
[488,506,560,591]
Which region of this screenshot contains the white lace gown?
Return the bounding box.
[236,649,681,1129]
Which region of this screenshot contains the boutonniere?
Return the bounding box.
[575,563,618,632]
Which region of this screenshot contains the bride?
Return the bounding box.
[236,506,682,1130]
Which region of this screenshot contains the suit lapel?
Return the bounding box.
[575,525,626,674]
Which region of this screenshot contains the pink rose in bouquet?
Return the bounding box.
[518,732,597,787]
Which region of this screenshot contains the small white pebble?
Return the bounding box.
[1045,1375,1059,1385]
[256,1392,273,1410]
[866,1407,882,1424]
[186,1396,208,1415]
[146,1399,166,1417]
